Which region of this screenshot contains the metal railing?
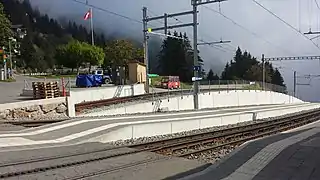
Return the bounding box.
[176,80,287,94]
[23,78,75,95]
[22,76,289,101]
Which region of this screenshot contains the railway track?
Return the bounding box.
[128,109,320,157]
[0,109,319,179]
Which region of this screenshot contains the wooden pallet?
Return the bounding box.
[32,81,60,99]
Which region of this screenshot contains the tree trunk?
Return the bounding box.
[88,63,92,74]
[76,65,80,75]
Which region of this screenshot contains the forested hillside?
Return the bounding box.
[0,0,286,89]
[1,0,143,73]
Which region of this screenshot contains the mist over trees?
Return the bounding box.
[1,0,286,89]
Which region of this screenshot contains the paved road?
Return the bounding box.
[0,75,39,104]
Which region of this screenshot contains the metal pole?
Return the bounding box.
[192,0,199,110]
[164,13,168,35]
[143,7,150,93]
[90,7,94,46]
[3,61,6,80]
[293,71,296,97]
[262,54,265,91]
[3,46,7,80]
[9,40,12,78]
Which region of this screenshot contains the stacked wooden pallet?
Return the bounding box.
[32,82,60,99]
[32,82,44,99]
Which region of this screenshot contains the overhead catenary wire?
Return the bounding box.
[72,0,234,55]
[203,5,295,56]
[315,0,320,11]
[146,8,234,53]
[169,13,236,52]
[251,0,320,51]
[71,0,142,24]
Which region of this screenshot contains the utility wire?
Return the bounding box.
[251,0,320,51]
[203,5,295,56]
[71,0,143,24]
[169,13,235,52]
[147,8,234,53]
[315,0,320,11]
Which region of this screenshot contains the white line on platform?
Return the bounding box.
[0,103,314,139]
[0,104,296,138]
[0,103,318,148]
[0,111,247,147]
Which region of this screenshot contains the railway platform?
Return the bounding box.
[0,103,317,151]
[176,120,320,180]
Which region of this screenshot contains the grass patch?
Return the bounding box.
[149,76,193,89]
[0,78,16,82]
[149,76,163,87]
[180,82,193,89]
[30,74,77,79]
[243,83,262,90]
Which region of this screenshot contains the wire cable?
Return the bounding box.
[147,8,234,53]
[251,0,320,51]
[71,0,142,24]
[315,0,320,11]
[203,5,295,55]
[167,12,236,52]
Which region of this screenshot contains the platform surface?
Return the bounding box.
[178,121,320,180]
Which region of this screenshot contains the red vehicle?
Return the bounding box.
[161,76,180,89]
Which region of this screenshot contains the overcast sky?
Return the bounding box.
[29,0,320,102]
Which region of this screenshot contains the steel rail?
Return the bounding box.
[178,116,318,157]
[0,109,319,178]
[62,112,320,179]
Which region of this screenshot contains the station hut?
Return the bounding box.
[128,60,146,84]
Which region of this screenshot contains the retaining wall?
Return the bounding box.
[82,90,303,117]
[0,97,68,120]
[85,103,320,143]
[69,84,145,105]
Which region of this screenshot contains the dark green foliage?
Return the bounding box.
[158,31,203,82]
[221,47,286,89]
[55,40,105,73]
[1,0,107,72]
[207,69,219,80]
[0,2,13,48]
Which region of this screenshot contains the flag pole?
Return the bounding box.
[90,7,94,46]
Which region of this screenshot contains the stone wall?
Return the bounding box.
[0,97,68,121]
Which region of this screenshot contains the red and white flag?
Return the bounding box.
[83,9,91,20]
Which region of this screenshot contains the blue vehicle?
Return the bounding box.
[92,69,112,84]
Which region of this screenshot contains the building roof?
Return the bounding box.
[128,60,146,67]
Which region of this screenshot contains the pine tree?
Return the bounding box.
[207,69,214,80]
[220,46,287,91]
[158,31,200,82]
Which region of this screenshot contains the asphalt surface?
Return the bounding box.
[176,122,320,180]
[0,142,205,180]
[0,75,39,104]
